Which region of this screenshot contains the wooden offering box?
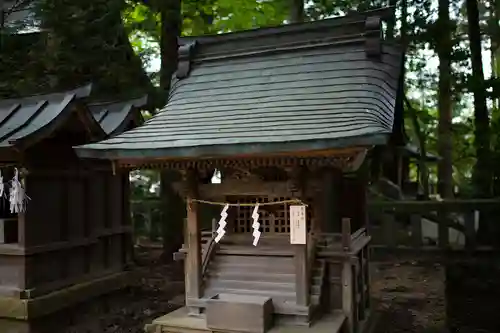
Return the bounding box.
[206,294,274,333]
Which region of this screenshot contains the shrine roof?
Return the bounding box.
[74,8,403,162]
[0,84,146,157]
[88,95,147,136]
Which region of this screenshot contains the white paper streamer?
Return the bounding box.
[9,168,28,213]
[252,204,261,246]
[214,204,229,243]
[0,170,4,199]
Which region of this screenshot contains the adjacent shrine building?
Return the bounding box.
[76,8,402,333]
[0,84,146,332]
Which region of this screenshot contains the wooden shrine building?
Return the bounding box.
[0,84,146,332]
[76,8,403,333]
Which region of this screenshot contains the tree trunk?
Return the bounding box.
[289,0,304,23]
[159,0,181,96]
[436,0,454,199]
[400,0,430,197]
[489,0,500,109]
[158,0,184,262]
[467,0,491,198]
[386,0,398,39]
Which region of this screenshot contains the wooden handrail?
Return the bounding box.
[201,233,218,277]
[350,227,366,242]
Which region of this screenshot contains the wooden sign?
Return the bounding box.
[290,205,307,244]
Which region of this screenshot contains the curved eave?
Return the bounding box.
[0,84,96,151]
[10,98,107,150]
[88,95,148,137]
[74,133,388,161]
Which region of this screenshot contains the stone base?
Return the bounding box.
[0,271,132,333]
[146,307,347,333]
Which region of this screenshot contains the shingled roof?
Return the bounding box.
[75,8,403,162]
[0,84,146,160]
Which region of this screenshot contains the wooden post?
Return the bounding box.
[184,170,202,315]
[410,214,422,248]
[357,251,366,321]
[437,208,449,249]
[288,167,309,307]
[341,218,354,333]
[363,243,371,311]
[464,210,477,250]
[294,245,309,306]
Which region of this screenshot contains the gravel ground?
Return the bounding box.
[64,251,447,333]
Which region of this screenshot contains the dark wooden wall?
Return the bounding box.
[339,176,367,233]
[0,133,132,300]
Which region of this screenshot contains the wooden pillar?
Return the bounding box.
[184,169,202,314]
[341,218,354,333]
[322,168,339,233]
[288,167,309,307]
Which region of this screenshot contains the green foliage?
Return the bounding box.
[0,0,154,98]
[2,0,498,198]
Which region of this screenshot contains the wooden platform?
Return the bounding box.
[145,307,346,333]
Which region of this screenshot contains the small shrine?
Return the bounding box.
[0,84,146,332]
[76,8,402,333]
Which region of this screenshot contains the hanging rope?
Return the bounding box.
[188,198,308,207]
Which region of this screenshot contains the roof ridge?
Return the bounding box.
[176,7,394,79]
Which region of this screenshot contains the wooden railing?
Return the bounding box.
[368,199,500,252]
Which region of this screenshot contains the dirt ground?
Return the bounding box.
[371,261,446,333]
[65,250,447,333]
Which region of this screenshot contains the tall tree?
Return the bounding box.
[289,0,304,23]
[157,0,184,262]
[436,0,454,199]
[467,0,491,197]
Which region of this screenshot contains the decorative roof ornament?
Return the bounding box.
[176,41,198,79]
[364,16,383,59]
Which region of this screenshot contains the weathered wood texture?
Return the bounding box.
[0,139,132,326]
[184,170,202,315]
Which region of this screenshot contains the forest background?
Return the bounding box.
[1,0,499,251]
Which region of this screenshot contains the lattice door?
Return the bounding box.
[227,196,312,234]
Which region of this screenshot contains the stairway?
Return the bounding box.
[202,236,325,326]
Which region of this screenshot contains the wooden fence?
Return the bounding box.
[367,199,500,259]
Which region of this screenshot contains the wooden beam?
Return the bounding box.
[117,149,367,171]
[183,169,202,315]
[173,180,293,198]
[369,199,500,213]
